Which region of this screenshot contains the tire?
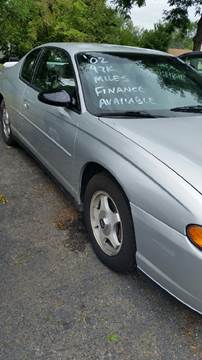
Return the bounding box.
[0,100,16,146]
[84,172,136,273]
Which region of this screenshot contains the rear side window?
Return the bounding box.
[21,48,41,83]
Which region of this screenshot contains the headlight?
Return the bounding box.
[187,225,202,250]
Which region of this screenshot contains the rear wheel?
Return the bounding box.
[84,173,136,273]
[0,100,15,146]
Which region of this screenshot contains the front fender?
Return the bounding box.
[73,114,202,235]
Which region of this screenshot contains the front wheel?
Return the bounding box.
[84,173,136,273]
[0,100,15,146]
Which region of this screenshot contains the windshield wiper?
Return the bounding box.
[98,111,156,118]
[171,105,202,113]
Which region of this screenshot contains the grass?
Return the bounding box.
[106,331,120,343]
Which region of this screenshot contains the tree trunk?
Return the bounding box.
[193,15,202,51]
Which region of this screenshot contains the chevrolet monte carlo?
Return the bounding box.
[1,43,202,314]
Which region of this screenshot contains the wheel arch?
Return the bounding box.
[80,161,130,206]
[82,162,137,272]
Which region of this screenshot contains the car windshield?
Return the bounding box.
[76,51,202,117]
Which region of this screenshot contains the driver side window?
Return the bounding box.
[33,47,78,108]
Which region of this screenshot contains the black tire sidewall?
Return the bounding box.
[0,101,15,146]
[84,173,137,273]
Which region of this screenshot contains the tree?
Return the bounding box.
[117,17,142,46]
[0,0,36,57]
[114,0,202,51]
[113,0,145,11]
[0,0,136,58]
[169,21,197,49]
[140,23,172,52]
[165,0,202,51]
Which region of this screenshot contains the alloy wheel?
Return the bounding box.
[90,191,123,256]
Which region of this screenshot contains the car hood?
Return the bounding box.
[100,115,202,194]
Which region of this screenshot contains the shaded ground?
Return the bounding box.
[0,137,201,360]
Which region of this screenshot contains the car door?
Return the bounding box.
[10,47,42,135]
[22,47,81,193]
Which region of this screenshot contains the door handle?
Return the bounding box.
[23,98,34,110]
[23,102,29,110]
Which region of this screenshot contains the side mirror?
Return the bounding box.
[38,89,72,107]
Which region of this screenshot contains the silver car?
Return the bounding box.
[1,43,202,314]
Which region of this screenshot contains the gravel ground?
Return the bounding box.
[0,136,202,360]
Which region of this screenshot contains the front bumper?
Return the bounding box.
[130,202,202,314]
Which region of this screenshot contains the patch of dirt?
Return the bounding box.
[55,208,78,230]
[55,207,89,253]
[32,183,57,195]
[182,312,202,356]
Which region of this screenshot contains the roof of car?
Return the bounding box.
[37,42,170,57]
[179,51,202,58]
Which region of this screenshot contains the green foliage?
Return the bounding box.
[165,0,201,28]
[165,0,202,50]
[0,0,139,58]
[139,23,173,52]
[115,0,202,50]
[169,22,197,49]
[113,0,145,11]
[117,18,142,46]
[106,331,120,343]
[0,0,194,58]
[0,0,36,56]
